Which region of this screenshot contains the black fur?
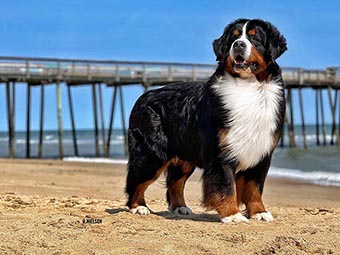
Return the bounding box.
[125,19,287,219]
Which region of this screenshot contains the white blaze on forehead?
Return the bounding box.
[230,22,252,59]
[240,22,249,38]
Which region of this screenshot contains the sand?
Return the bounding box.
[0,159,339,255]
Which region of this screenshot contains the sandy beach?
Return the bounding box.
[0,159,339,254]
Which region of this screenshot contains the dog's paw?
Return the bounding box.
[169,206,192,215]
[239,203,248,216]
[221,212,249,223]
[130,206,150,215]
[251,211,273,222]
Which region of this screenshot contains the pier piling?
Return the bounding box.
[119,86,128,154]
[319,89,327,145]
[67,85,79,156]
[287,88,296,147]
[98,84,107,155]
[298,87,307,148]
[11,82,15,158]
[106,86,118,157]
[316,89,320,146]
[38,84,45,158]
[92,83,100,156]
[328,87,337,145]
[26,84,31,158]
[56,82,63,159]
[338,90,340,145]
[6,81,15,158]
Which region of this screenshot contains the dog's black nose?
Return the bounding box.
[233,41,246,51]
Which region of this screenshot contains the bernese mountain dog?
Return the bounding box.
[125,18,287,223]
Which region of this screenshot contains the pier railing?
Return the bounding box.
[0,56,339,159]
[0,56,216,85]
[1,56,340,87]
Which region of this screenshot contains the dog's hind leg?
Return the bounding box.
[126,156,169,215]
[125,107,169,215]
[166,161,195,215]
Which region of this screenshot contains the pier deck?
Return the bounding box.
[1,56,339,158]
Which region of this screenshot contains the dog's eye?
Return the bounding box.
[248,29,256,36]
[233,30,240,37]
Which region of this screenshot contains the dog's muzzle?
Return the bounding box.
[230,40,258,71]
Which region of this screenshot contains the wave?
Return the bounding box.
[62,157,340,187]
[63,157,128,165]
[12,138,124,145]
[45,135,55,140]
[1,132,333,146]
[269,167,340,187]
[282,134,336,145]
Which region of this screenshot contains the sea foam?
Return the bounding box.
[62,157,340,187]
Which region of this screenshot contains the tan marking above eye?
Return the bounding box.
[248,29,256,36]
[233,30,240,37]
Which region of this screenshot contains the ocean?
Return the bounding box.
[0,125,339,187]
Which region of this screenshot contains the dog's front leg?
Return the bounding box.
[238,155,274,222]
[202,160,249,223]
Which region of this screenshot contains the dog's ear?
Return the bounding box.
[265,22,287,60]
[213,19,249,62]
[213,36,225,62]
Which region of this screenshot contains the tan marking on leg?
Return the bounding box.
[243,181,266,217]
[203,184,239,218]
[130,160,172,209]
[168,161,193,210]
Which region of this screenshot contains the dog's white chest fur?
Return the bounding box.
[214,74,282,172]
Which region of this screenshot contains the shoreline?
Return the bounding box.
[0,158,339,207]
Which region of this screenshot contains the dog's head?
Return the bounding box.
[213,19,287,79]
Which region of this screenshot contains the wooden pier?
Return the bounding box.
[0,56,340,159]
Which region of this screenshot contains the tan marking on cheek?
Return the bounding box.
[248,47,267,71]
[248,46,269,81]
[225,55,238,76]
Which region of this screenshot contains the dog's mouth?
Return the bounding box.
[233,55,258,71]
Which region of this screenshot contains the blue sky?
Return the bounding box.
[0,0,340,131]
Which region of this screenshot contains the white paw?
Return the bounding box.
[169,206,192,215]
[251,211,274,222]
[130,206,150,215]
[221,212,250,223]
